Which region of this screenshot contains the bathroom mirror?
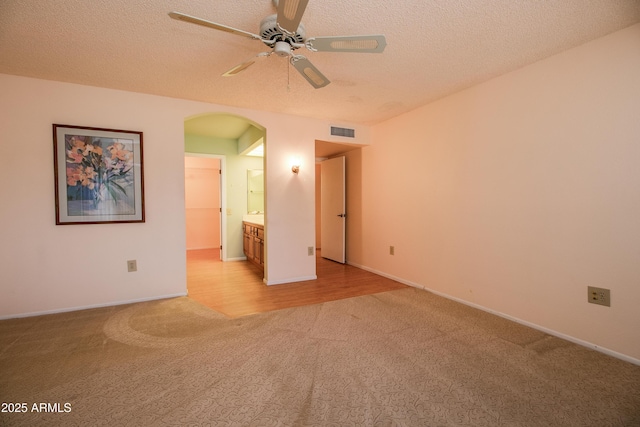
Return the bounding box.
[247,169,264,214]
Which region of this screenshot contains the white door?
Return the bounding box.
[320,156,346,263]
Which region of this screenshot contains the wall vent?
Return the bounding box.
[331,126,355,138]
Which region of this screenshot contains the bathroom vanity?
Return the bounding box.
[243,217,264,270]
[244,169,264,270]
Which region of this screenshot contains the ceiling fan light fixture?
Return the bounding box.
[274,41,292,57]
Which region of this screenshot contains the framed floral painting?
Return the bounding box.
[53,124,145,224]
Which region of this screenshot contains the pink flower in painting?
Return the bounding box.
[70,136,85,149]
[83,144,103,157]
[66,165,98,188]
[108,142,132,163]
[66,165,82,186]
[66,137,88,164]
[67,150,84,163]
[65,135,134,207]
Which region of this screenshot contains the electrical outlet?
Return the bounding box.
[588,286,610,307]
[127,260,137,272]
[308,246,314,256]
[390,246,395,255]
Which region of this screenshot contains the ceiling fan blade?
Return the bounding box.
[222,52,272,77]
[290,55,330,89]
[169,11,262,41]
[276,0,309,34]
[306,35,387,53]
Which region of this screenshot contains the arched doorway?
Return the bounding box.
[183,113,266,301]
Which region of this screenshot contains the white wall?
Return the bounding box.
[0,73,370,317]
[351,24,640,362]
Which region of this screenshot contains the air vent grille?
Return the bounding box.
[331,126,355,138]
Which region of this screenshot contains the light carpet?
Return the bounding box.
[1,288,639,426]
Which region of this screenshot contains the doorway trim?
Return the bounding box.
[185,152,227,261]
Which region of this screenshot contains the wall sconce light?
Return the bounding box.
[291,157,301,174]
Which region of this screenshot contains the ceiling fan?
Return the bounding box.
[169,0,386,89]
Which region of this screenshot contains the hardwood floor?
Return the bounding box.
[187,248,408,318]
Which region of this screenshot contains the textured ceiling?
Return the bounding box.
[1,0,639,126]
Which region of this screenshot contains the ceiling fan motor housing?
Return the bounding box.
[274,41,292,57]
[260,14,306,48]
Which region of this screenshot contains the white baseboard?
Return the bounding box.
[264,275,317,286]
[347,261,640,367]
[0,293,188,320]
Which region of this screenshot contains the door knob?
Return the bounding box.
[337,213,346,218]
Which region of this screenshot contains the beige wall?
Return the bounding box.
[0,73,370,316]
[349,24,640,362]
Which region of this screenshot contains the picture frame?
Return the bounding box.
[53,124,145,225]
